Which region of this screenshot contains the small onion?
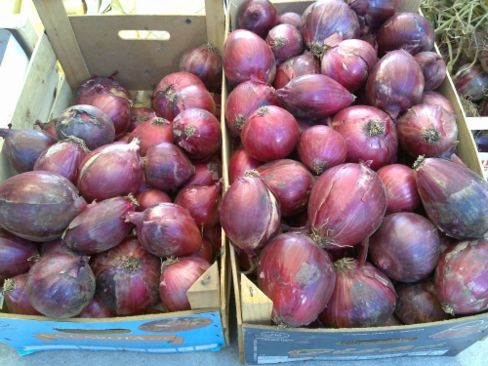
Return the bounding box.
[185,161,221,187]
[128,107,156,132]
[79,297,115,318]
[174,183,221,228]
[421,91,455,114]
[414,51,447,91]
[229,148,260,183]
[454,64,488,102]
[3,274,40,315]
[136,189,171,211]
[237,0,277,38]
[377,164,419,213]
[266,24,304,64]
[129,116,173,156]
[278,12,301,27]
[274,52,320,89]
[179,43,222,91]
[0,230,38,282]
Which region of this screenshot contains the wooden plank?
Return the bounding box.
[205,0,225,52]
[187,262,221,310]
[48,75,73,120]
[240,274,273,324]
[32,0,90,88]
[467,117,488,131]
[0,14,38,55]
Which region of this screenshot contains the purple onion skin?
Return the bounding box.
[266,24,304,64]
[78,297,115,318]
[454,65,488,102]
[3,273,40,315]
[278,12,301,27]
[274,52,320,89]
[179,43,222,92]
[0,128,55,173]
[421,91,455,114]
[348,0,400,29]
[41,240,77,257]
[237,0,277,38]
[27,253,96,318]
[414,52,447,91]
[0,171,87,242]
[0,230,38,282]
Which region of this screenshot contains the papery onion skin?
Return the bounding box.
[136,189,171,211]
[414,52,447,91]
[377,164,419,213]
[278,12,301,27]
[174,183,221,228]
[185,161,221,187]
[237,0,277,38]
[370,212,441,283]
[129,117,173,156]
[229,148,260,183]
[274,52,320,89]
[308,163,386,249]
[421,91,455,114]
[179,43,222,92]
[435,240,488,315]
[320,258,397,328]
[454,65,488,102]
[0,230,38,282]
[0,171,87,242]
[3,274,40,315]
[128,107,156,132]
[257,232,336,327]
[266,24,304,64]
[79,297,115,318]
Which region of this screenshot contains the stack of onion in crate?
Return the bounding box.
[222,0,488,328]
[0,44,223,319]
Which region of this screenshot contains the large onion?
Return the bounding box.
[3,274,40,315]
[266,24,304,64]
[229,148,260,183]
[274,52,320,89]
[129,116,173,156]
[414,51,447,91]
[179,43,222,91]
[0,230,38,282]
[174,183,221,228]
[377,164,419,213]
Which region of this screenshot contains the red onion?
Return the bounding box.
[330,105,398,170]
[278,12,301,27]
[237,0,277,38]
[185,161,221,186]
[395,281,448,324]
[3,274,40,315]
[225,81,278,136]
[397,104,458,158]
[366,50,425,119]
[383,315,402,326]
[0,171,86,242]
[27,253,95,318]
[126,203,202,257]
[414,52,447,91]
[308,163,386,249]
[172,108,221,161]
[241,106,299,162]
[159,257,210,311]
[257,232,336,327]
[190,238,214,263]
[77,140,144,201]
[257,159,313,217]
[179,43,222,92]
[211,92,222,120]
[151,71,216,121]
[297,125,347,175]
[377,12,434,55]
[435,239,488,315]
[347,0,399,28]
[300,0,360,58]
[129,117,173,156]
[415,157,488,239]
[320,258,397,327]
[266,24,303,64]
[41,240,76,257]
[274,52,320,89]
[144,142,195,192]
[0,230,38,282]
[220,172,280,253]
[277,74,355,120]
[79,297,114,318]
[229,148,260,183]
[136,189,171,211]
[128,107,156,132]
[0,128,55,173]
[223,29,276,85]
[421,91,455,114]
[481,99,488,116]
[377,164,419,213]
[174,183,221,228]
[75,76,131,138]
[454,65,488,102]
[203,225,222,254]
[321,39,378,92]
[370,212,441,282]
[35,119,58,139]
[91,237,160,315]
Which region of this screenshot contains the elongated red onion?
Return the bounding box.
[421,91,455,114]
[347,0,399,28]
[0,128,55,173]
[190,238,214,263]
[220,172,280,253]
[308,163,386,249]
[179,43,222,91]
[223,29,276,85]
[229,148,260,183]
[91,237,160,315]
[185,161,221,186]
[3,274,40,315]
[454,65,488,102]
[395,281,447,324]
[126,203,202,257]
[258,232,336,327]
[266,24,303,64]
[77,140,143,201]
[151,72,216,121]
[377,164,419,213]
[330,105,397,170]
[377,12,434,55]
[257,159,313,217]
[274,52,320,89]
[159,257,210,311]
[277,74,355,120]
[27,253,95,318]
[320,258,397,327]
[366,50,425,118]
[435,240,488,315]
[278,12,301,27]
[241,106,299,162]
[370,212,441,283]
[144,142,195,192]
[414,52,447,91]
[136,189,171,211]
[174,182,221,228]
[129,107,156,132]
[0,230,38,282]
[79,297,114,318]
[415,157,488,239]
[129,116,173,156]
[0,171,86,242]
[321,39,378,92]
[237,0,277,38]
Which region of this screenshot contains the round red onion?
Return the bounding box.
[126,203,202,257]
[377,12,434,55]
[79,297,115,318]
[0,128,55,173]
[174,182,221,228]
[160,257,210,311]
[3,274,40,315]
[0,171,86,242]
[220,172,280,253]
[274,52,320,89]
[330,105,398,170]
[179,43,222,92]
[223,29,276,85]
[257,159,313,217]
[144,142,195,192]
[27,253,95,318]
[241,106,299,162]
[435,239,488,315]
[266,24,303,64]
[297,125,347,175]
[278,12,301,27]
[190,238,214,263]
[377,164,419,213]
[308,163,386,249]
[229,148,260,183]
[348,0,399,28]
[320,258,397,327]
[454,65,488,102]
[91,237,160,316]
[129,117,173,156]
[128,107,156,132]
[366,50,425,118]
[0,230,38,282]
[414,51,447,91]
[258,232,336,327]
[237,0,277,38]
[421,91,455,114]
[185,161,221,187]
[136,189,171,211]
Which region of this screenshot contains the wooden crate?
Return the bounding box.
[0,0,230,356]
[224,0,487,364]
